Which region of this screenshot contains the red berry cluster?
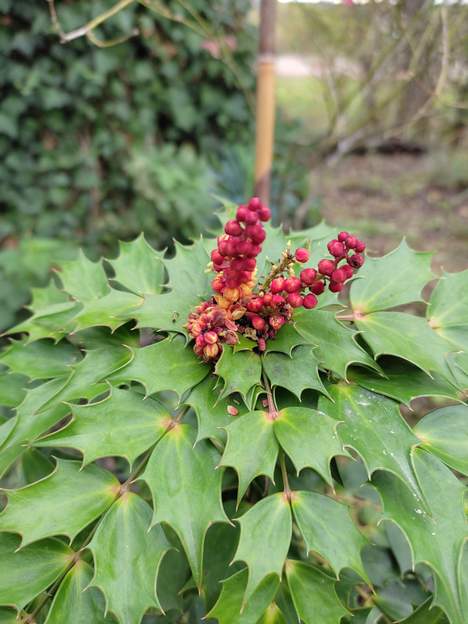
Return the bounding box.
[186,198,366,362]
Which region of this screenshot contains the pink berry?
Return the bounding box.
[338,231,349,242]
[263,293,273,305]
[225,220,242,236]
[258,338,266,351]
[248,197,261,211]
[248,224,266,244]
[295,248,309,263]
[331,268,346,283]
[211,249,223,265]
[242,258,256,271]
[227,405,239,416]
[354,240,366,253]
[271,294,285,306]
[348,253,364,268]
[284,277,302,293]
[318,259,336,276]
[251,315,266,331]
[236,206,248,222]
[329,281,344,293]
[271,277,285,294]
[303,293,318,309]
[287,292,304,308]
[300,268,317,285]
[247,298,263,313]
[345,235,358,249]
[311,280,325,295]
[341,264,354,280]
[244,210,259,225]
[258,207,271,222]
[327,240,346,258]
[212,278,223,292]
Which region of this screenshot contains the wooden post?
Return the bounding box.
[254,0,277,206]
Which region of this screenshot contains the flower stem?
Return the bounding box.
[279,450,291,495]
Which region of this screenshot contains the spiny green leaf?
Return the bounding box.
[35,388,170,467]
[350,241,434,313]
[0,371,27,408]
[215,346,262,403]
[256,223,287,280]
[233,493,292,605]
[355,312,455,382]
[89,492,171,624]
[0,533,73,609]
[220,410,278,504]
[374,449,468,624]
[264,324,308,356]
[70,288,143,332]
[57,250,109,302]
[0,459,119,546]
[142,424,228,587]
[274,407,346,485]
[184,375,245,443]
[291,491,368,580]
[0,608,16,623]
[449,352,468,393]
[44,561,111,624]
[285,560,349,624]
[320,384,423,502]
[9,295,79,343]
[257,602,287,624]
[348,360,462,406]
[414,405,468,475]
[289,222,337,246]
[0,339,80,380]
[202,522,241,610]
[108,234,165,296]
[427,270,468,330]
[109,336,209,399]
[206,569,280,624]
[399,598,447,623]
[262,346,328,399]
[294,309,379,379]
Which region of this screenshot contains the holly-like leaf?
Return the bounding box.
[108,234,165,296]
[399,598,447,623]
[414,405,468,475]
[294,309,379,379]
[289,222,337,246]
[57,250,110,301]
[356,312,455,382]
[0,459,119,546]
[221,410,278,504]
[265,324,308,356]
[256,224,287,280]
[215,346,262,403]
[206,569,280,624]
[0,608,16,623]
[44,561,110,624]
[262,346,328,399]
[350,241,434,313]
[348,360,462,406]
[291,491,368,580]
[0,339,81,380]
[109,336,209,399]
[35,388,170,467]
[285,560,349,624]
[0,533,73,609]
[0,371,27,408]
[142,424,229,587]
[184,375,245,443]
[89,492,171,624]
[427,271,468,342]
[257,603,287,624]
[274,407,346,485]
[374,449,468,624]
[70,289,143,333]
[233,493,292,605]
[320,384,423,501]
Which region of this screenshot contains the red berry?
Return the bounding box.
[258,337,266,351]
[258,207,271,222]
[303,293,318,309]
[248,197,261,211]
[354,240,366,253]
[236,206,248,222]
[345,236,358,249]
[318,259,336,276]
[271,294,285,306]
[311,280,325,295]
[338,231,349,242]
[300,268,317,285]
[211,249,224,265]
[327,240,346,258]
[287,292,304,308]
[329,281,344,293]
[331,268,346,283]
[236,240,251,256]
[247,298,263,313]
[251,315,266,331]
[248,224,266,244]
[348,253,364,268]
[263,293,273,305]
[284,277,302,293]
[295,248,309,263]
[242,258,256,271]
[212,278,223,292]
[271,277,285,294]
[244,210,259,225]
[341,264,354,280]
[225,220,242,236]
[249,245,262,257]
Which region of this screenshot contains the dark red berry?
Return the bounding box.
[318,259,336,276]
[284,277,302,293]
[287,292,304,307]
[327,240,346,258]
[211,249,224,265]
[271,277,285,294]
[236,206,248,222]
[247,298,263,313]
[338,231,349,242]
[248,197,261,211]
[243,258,256,271]
[225,220,242,236]
[244,210,259,225]
[303,293,318,309]
[341,264,354,280]
[345,236,358,249]
[311,280,325,295]
[331,268,346,283]
[348,253,364,268]
[329,281,344,293]
[300,268,317,285]
[354,240,366,253]
[258,207,271,222]
[295,248,309,263]
[249,225,266,244]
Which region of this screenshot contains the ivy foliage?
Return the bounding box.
[0,213,467,623]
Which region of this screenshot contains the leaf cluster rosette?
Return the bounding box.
[0,202,466,624]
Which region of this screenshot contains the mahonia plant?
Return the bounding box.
[0,199,466,624]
